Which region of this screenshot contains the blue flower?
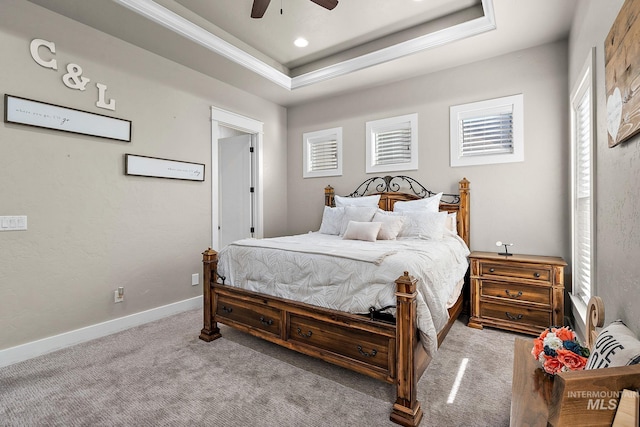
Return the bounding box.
[543,345,557,357]
[563,340,581,354]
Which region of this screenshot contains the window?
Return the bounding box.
[303,127,342,178]
[366,113,418,173]
[450,94,524,167]
[571,49,595,309]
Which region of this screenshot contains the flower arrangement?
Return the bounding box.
[531,326,590,375]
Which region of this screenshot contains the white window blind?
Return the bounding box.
[460,112,513,157]
[450,94,523,167]
[375,128,412,165]
[303,127,342,178]
[571,53,594,306]
[366,113,418,173]
[309,139,338,172]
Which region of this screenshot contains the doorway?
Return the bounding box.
[211,107,263,250]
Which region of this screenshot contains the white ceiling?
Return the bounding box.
[27,0,577,107]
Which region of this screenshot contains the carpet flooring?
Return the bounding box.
[0,309,521,426]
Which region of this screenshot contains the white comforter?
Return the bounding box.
[217,231,470,355]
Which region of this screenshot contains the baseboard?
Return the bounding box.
[0,296,203,368]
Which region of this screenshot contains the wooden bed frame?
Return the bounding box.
[199,176,470,427]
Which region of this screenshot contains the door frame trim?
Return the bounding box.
[211,106,263,250]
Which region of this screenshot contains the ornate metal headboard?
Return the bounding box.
[324,175,470,247]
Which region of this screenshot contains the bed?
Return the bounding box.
[199,176,470,427]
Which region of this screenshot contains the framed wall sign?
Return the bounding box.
[125,154,205,182]
[605,0,640,147]
[4,94,131,142]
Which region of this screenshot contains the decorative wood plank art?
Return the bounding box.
[605,0,640,147]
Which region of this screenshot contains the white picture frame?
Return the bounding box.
[125,154,205,182]
[4,94,131,142]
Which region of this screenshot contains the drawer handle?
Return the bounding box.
[296,327,312,338]
[505,290,523,298]
[221,305,233,313]
[489,268,495,273]
[533,272,541,278]
[259,316,274,326]
[505,312,523,321]
[357,345,377,358]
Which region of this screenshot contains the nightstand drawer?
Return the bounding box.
[481,281,552,306]
[480,301,551,328]
[480,262,551,283]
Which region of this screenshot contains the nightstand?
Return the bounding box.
[467,251,566,335]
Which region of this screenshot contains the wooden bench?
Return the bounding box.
[510,296,640,426]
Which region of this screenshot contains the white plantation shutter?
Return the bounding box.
[571,54,594,306]
[366,113,418,173]
[460,112,513,156]
[303,127,342,178]
[450,94,523,167]
[309,139,338,172]
[375,128,412,165]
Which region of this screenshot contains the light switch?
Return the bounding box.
[0,216,27,231]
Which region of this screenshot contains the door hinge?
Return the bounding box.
[250,187,255,193]
[249,147,254,153]
[250,227,255,233]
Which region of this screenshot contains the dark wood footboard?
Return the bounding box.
[198,249,464,426]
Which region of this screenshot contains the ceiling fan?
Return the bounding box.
[251,0,339,18]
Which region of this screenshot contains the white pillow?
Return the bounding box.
[372,211,406,240]
[335,194,381,208]
[393,192,443,213]
[397,211,447,240]
[340,206,377,235]
[586,320,640,369]
[318,206,345,235]
[446,212,457,232]
[342,221,382,242]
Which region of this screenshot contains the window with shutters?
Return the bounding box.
[450,94,524,167]
[303,127,342,178]
[366,113,418,173]
[570,49,595,316]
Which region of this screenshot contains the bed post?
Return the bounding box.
[458,178,470,248]
[325,185,335,207]
[199,248,221,342]
[390,272,423,427]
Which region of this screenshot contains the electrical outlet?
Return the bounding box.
[114,287,124,303]
[191,273,199,286]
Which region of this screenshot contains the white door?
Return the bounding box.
[219,134,254,248]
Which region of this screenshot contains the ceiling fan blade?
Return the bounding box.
[309,0,338,10]
[251,0,271,18]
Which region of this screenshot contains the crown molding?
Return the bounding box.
[114,0,495,91]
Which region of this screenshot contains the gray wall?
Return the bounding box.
[0,0,287,350]
[287,41,570,261]
[569,0,640,337]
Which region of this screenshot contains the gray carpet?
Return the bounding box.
[0,309,518,426]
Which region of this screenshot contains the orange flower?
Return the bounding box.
[543,356,564,375]
[553,327,576,342]
[531,338,544,359]
[556,349,587,371]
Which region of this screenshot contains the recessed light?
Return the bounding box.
[294,37,309,48]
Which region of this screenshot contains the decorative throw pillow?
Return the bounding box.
[585,320,640,369]
[393,192,443,213]
[318,206,345,235]
[335,194,381,208]
[342,221,382,242]
[372,211,406,240]
[339,206,377,235]
[397,211,447,240]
